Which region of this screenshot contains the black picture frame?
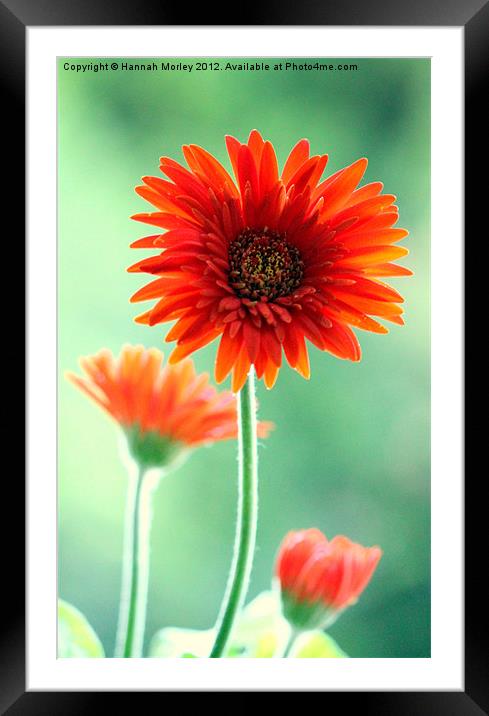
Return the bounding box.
[5,0,480,711]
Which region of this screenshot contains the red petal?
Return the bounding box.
[259,141,279,195]
[243,320,261,363]
[237,144,260,203]
[248,129,265,165]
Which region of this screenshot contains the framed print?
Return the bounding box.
[3,0,483,710]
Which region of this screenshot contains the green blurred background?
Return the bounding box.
[58,58,430,658]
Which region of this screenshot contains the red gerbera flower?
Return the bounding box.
[67,344,272,468]
[276,528,382,631]
[129,131,410,392]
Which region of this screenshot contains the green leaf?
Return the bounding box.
[148,591,348,658]
[58,599,105,658]
[149,625,215,658]
[149,590,290,658]
[292,630,348,658]
[228,590,290,657]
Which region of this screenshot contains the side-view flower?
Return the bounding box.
[67,344,271,467]
[275,528,382,655]
[66,345,271,657]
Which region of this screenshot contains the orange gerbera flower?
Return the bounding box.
[129,131,411,392]
[276,528,382,631]
[67,344,271,468]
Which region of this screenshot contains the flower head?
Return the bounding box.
[129,131,410,392]
[67,344,271,469]
[275,528,382,631]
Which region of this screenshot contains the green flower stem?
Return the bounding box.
[282,630,298,658]
[209,369,259,658]
[115,465,156,658]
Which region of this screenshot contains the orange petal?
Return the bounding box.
[131,212,196,231]
[295,332,311,379]
[363,263,413,277]
[335,245,409,269]
[342,228,409,249]
[130,235,162,249]
[287,155,328,193]
[130,277,182,302]
[225,135,242,181]
[169,330,221,364]
[135,185,193,219]
[148,295,198,325]
[232,346,251,393]
[263,360,279,389]
[321,322,361,361]
[215,327,243,383]
[342,181,383,208]
[319,158,368,220]
[188,144,239,197]
[330,195,397,229]
[327,300,390,334]
[282,139,310,184]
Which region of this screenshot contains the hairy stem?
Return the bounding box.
[209,369,259,658]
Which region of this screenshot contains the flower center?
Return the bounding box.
[228,228,304,301]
